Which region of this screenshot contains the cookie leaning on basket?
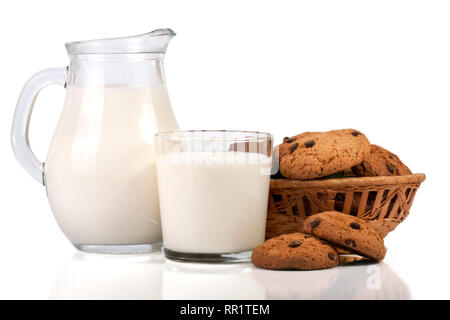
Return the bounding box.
[302,211,386,261]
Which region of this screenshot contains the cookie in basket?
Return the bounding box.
[302,211,386,261]
[279,129,371,180]
[352,144,412,177]
[252,233,339,270]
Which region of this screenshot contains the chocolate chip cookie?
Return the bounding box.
[302,211,386,261]
[279,129,371,180]
[252,233,339,270]
[352,144,412,177]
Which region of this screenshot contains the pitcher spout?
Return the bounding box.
[141,28,176,53]
[65,28,176,56]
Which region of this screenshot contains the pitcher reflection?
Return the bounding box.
[51,252,164,300]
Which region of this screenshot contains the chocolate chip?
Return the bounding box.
[283,137,290,142]
[389,155,395,160]
[386,163,395,174]
[286,138,296,143]
[310,218,320,228]
[304,234,313,239]
[351,131,360,137]
[289,240,302,248]
[350,222,360,229]
[304,140,315,148]
[345,239,356,247]
[290,143,299,153]
[328,253,335,260]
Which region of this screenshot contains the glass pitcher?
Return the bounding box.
[11,29,178,254]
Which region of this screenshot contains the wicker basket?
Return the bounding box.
[266,173,426,239]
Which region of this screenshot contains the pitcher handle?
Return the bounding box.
[11,67,67,185]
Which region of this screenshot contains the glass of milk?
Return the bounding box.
[155,130,273,263]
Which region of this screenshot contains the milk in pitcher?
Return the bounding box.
[45,85,177,247]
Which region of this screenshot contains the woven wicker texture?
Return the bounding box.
[266,173,425,239]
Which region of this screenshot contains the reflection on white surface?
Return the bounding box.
[50,251,164,300]
[161,260,265,299]
[253,259,411,300]
[50,252,410,300]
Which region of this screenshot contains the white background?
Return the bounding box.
[0,0,448,299]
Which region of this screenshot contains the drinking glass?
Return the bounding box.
[155,130,273,263]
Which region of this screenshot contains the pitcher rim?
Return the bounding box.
[65,28,176,55]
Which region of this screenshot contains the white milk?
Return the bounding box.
[156,151,271,253]
[45,85,177,245]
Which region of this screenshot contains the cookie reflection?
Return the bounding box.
[252,258,410,300]
[50,252,164,300]
[161,260,265,299]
